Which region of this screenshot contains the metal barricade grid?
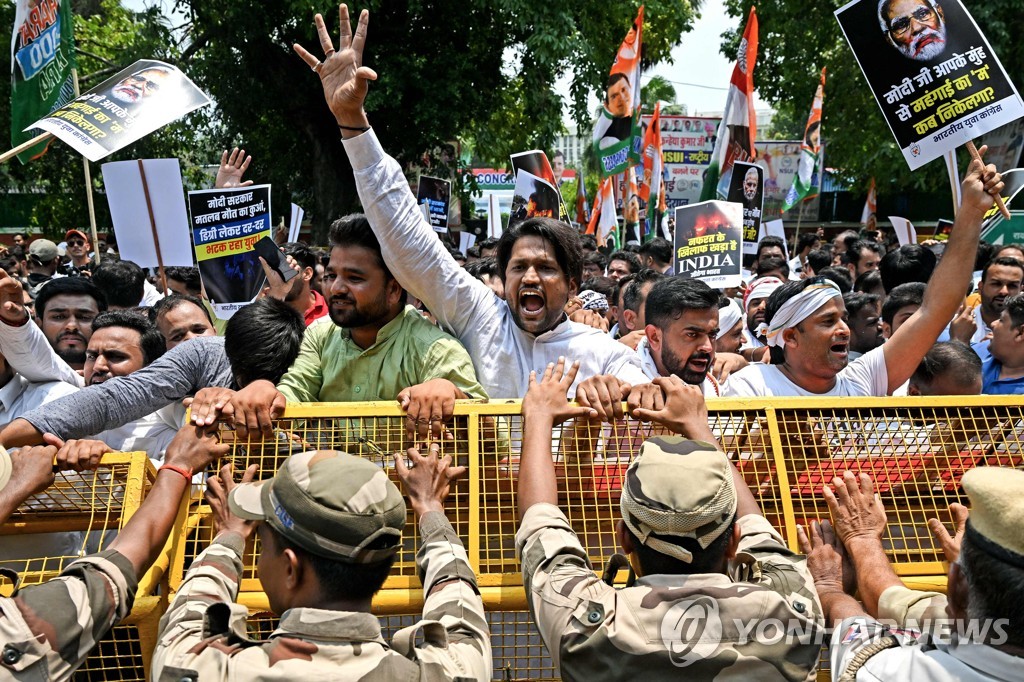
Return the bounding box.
[74,595,166,682]
[0,452,153,591]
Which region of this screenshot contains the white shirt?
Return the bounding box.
[0,373,82,565]
[938,304,991,345]
[345,130,649,399]
[724,345,889,397]
[635,337,721,397]
[141,279,164,306]
[0,316,83,388]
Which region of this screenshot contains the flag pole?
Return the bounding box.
[71,68,101,266]
[0,132,53,165]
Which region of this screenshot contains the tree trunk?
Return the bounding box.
[301,116,359,245]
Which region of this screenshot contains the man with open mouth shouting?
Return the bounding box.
[299,6,648,401]
[725,146,1003,398]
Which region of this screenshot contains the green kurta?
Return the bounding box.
[278,305,486,402]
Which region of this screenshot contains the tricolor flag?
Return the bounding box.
[586,176,617,246]
[11,0,77,163]
[575,167,589,225]
[782,68,826,212]
[592,6,644,177]
[700,6,758,201]
[638,102,663,203]
[860,177,877,226]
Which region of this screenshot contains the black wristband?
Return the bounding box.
[338,124,370,132]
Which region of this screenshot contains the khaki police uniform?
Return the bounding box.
[0,550,137,680]
[515,437,825,681]
[832,466,1024,681]
[151,450,491,681]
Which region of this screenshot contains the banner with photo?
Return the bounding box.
[30,59,211,162]
[673,200,744,288]
[835,0,1024,170]
[187,185,272,320]
[645,115,720,210]
[510,150,570,222]
[507,170,561,232]
[417,175,451,232]
[727,161,764,256]
[10,0,76,162]
[751,140,822,221]
[592,6,643,177]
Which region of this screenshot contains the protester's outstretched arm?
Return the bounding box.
[395,443,492,679]
[825,471,901,617]
[7,337,230,446]
[0,268,82,387]
[0,445,55,522]
[294,6,493,338]
[797,520,867,627]
[518,359,596,519]
[108,424,228,576]
[882,148,1003,393]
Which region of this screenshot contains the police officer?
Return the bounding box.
[515,360,825,680]
[152,446,491,680]
[0,426,227,680]
[823,466,1024,680]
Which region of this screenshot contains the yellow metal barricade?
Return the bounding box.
[0,452,178,596]
[20,395,1012,680]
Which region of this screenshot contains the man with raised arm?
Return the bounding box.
[0,425,227,680]
[294,5,647,400]
[725,152,1003,397]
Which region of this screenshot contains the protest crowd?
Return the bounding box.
[3,2,1024,682]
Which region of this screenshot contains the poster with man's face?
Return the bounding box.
[727,162,764,256]
[507,170,561,232]
[31,59,211,162]
[835,0,1024,170]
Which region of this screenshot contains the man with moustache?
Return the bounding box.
[196,214,486,440]
[292,7,647,406]
[33,277,107,372]
[878,0,948,61]
[109,66,173,105]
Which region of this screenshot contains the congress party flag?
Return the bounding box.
[700,6,758,202]
[586,176,617,245]
[700,6,757,201]
[575,167,590,225]
[638,102,663,203]
[860,177,877,226]
[10,0,76,163]
[592,6,644,178]
[782,69,826,212]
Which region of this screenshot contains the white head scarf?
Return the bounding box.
[756,279,843,348]
[718,298,743,335]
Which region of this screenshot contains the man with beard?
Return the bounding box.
[878,0,948,62]
[33,276,107,372]
[109,66,172,105]
[636,277,725,396]
[940,256,1023,345]
[742,165,760,210]
[294,9,647,403]
[194,214,486,440]
[739,275,784,360]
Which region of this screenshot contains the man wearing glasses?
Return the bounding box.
[877,0,948,62]
[64,229,93,276]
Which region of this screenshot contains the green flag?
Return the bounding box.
[11,0,76,163]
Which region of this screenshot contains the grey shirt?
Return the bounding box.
[21,336,234,440]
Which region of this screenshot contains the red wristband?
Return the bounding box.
[159,464,192,481]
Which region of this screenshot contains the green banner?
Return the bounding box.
[10,0,76,163]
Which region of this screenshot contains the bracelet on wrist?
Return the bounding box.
[338,124,370,132]
[159,464,193,481]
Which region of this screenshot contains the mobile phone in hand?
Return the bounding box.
[253,236,298,282]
